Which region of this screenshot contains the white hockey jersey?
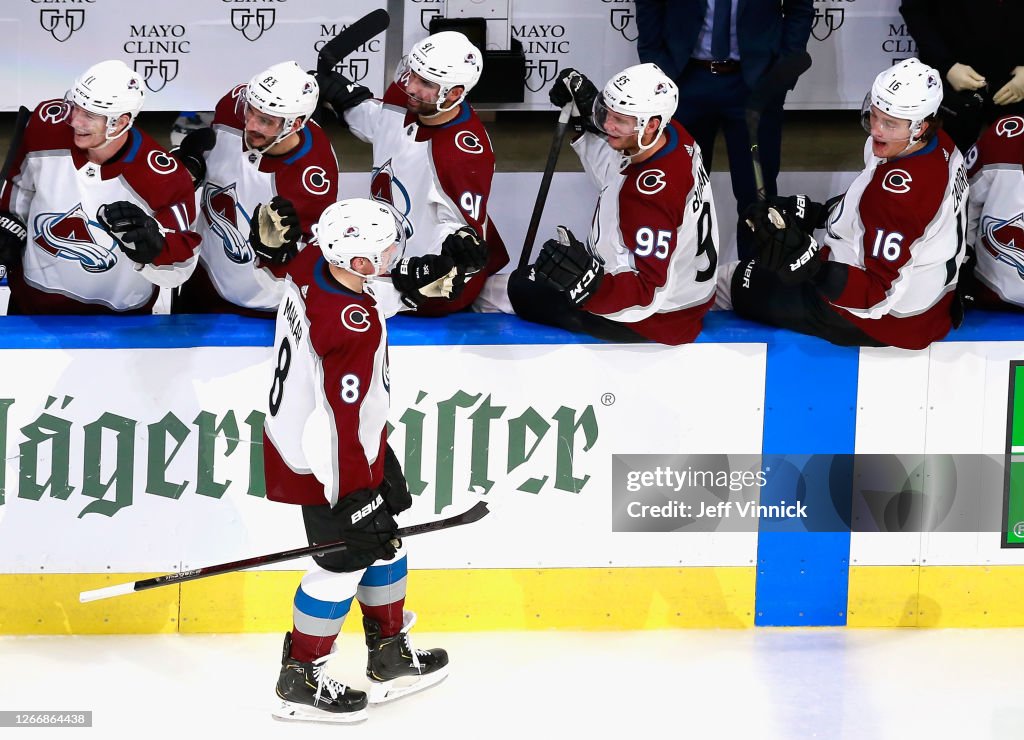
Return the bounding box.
[343,83,508,316]
[1,100,199,314]
[965,115,1024,308]
[570,120,717,345]
[182,85,339,313]
[262,245,390,508]
[820,131,967,349]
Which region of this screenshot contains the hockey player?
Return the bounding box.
[0,59,199,314]
[264,198,450,723]
[316,31,507,317]
[172,61,339,315]
[962,114,1024,310]
[508,63,719,345]
[722,58,968,350]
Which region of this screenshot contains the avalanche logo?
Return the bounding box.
[302,166,331,196]
[33,204,116,272]
[636,169,667,195]
[455,131,484,155]
[996,117,1024,139]
[370,159,414,239]
[982,213,1024,277]
[340,304,371,333]
[39,101,70,125]
[881,169,912,194]
[201,182,253,264]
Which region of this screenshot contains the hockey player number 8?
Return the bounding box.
[268,337,292,416]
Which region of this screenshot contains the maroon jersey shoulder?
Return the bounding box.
[618,122,696,237]
[213,85,247,130]
[970,115,1024,175]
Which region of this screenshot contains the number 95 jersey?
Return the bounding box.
[571,120,718,345]
[262,247,390,508]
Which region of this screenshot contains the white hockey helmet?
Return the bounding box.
[316,198,404,277]
[594,63,678,153]
[242,61,319,149]
[862,58,943,143]
[67,60,145,141]
[396,31,483,114]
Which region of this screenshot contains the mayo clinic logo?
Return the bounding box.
[39,8,86,43]
[607,5,637,43]
[525,59,559,93]
[133,59,179,93]
[231,8,276,42]
[811,4,847,42]
[336,58,370,84]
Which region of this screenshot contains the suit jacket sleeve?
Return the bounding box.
[899,0,956,75]
[635,0,677,79]
[781,0,815,56]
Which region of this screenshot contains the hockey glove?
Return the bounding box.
[441,226,488,273]
[315,70,372,116]
[549,68,599,133]
[533,226,604,306]
[768,193,840,233]
[743,202,821,286]
[391,253,458,308]
[170,126,216,190]
[96,201,165,265]
[250,196,301,265]
[0,211,27,267]
[381,444,412,516]
[331,486,399,569]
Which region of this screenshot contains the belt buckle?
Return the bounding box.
[709,60,730,75]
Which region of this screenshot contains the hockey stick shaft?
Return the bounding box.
[745,52,812,201]
[519,103,574,271]
[0,106,31,198]
[317,8,390,75]
[80,501,489,603]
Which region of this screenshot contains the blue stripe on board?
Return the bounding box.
[1,309,1021,350]
[359,556,408,588]
[754,334,858,626]
[293,587,353,621]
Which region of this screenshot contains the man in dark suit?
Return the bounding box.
[636,0,813,259]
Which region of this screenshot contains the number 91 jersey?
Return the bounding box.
[262,247,390,508]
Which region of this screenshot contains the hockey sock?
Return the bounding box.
[357,546,408,637]
[289,565,361,663]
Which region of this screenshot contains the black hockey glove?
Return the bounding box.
[768,194,829,233]
[743,201,822,286]
[549,68,599,133]
[0,211,27,267]
[96,201,165,265]
[331,486,399,570]
[315,70,372,117]
[250,196,301,265]
[170,126,216,190]
[391,253,458,308]
[533,226,604,306]
[381,444,412,517]
[441,226,488,273]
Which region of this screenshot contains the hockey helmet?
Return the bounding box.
[242,61,319,149]
[396,31,483,114]
[862,58,943,143]
[67,60,145,141]
[316,198,404,277]
[593,63,678,153]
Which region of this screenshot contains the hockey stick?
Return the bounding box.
[79,501,489,603]
[0,106,31,198]
[745,52,812,202]
[317,8,390,75]
[519,102,574,271]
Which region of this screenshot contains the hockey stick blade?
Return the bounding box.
[318,8,390,75]
[79,501,489,603]
[746,52,811,114]
[519,102,574,270]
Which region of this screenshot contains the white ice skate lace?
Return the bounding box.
[311,654,351,706]
[401,632,428,672]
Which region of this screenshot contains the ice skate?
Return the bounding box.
[272,632,367,723]
[364,611,449,704]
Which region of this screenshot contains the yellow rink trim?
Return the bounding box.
[0,567,756,635]
[847,565,1024,627]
